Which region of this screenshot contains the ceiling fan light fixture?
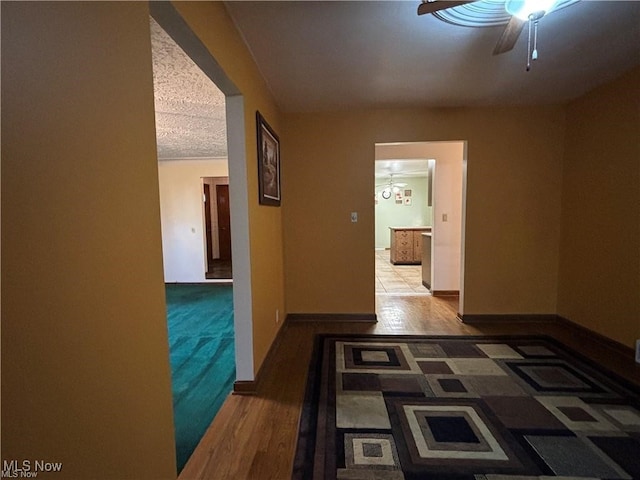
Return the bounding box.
[505,0,558,20]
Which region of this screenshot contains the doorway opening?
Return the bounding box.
[375,158,432,295]
[203,177,232,280]
[149,5,254,473]
[374,142,466,316]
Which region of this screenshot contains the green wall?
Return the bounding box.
[375,175,431,248]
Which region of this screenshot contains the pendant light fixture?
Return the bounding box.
[505,0,559,70]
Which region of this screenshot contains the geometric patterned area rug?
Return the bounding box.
[292,335,640,480]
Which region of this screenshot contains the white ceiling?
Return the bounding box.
[375,159,430,179]
[225,0,640,112]
[150,17,227,159]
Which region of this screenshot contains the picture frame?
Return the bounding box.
[256,111,281,206]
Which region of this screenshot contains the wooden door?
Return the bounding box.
[203,183,214,264]
[216,184,232,260]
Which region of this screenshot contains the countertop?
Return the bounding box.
[389,226,432,231]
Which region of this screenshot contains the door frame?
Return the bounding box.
[374,141,467,316]
[150,2,255,381]
[203,183,214,266]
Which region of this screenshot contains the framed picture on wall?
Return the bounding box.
[256,111,281,206]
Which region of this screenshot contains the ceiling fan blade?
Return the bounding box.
[417,0,477,16]
[493,16,525,55]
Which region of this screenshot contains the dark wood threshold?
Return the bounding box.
[232,380,256,395]
[432,290,459,297]
[421,281,459,297]
[287,313,377,322]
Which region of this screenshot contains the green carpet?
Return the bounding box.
[165,283,235,474]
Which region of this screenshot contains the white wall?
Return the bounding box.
[374,175,431,248]
[430,143,464,292]
[158,158,229,282]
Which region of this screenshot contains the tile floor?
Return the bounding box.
[375,249,430,295]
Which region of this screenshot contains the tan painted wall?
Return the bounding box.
[1,3,176,478]
[558,66,640,348]
[171,2,285,373]
[282,107,565,315]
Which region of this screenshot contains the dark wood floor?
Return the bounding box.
[205,259,233,279]
[178,294,639,480]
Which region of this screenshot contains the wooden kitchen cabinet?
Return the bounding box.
[389,227,431,264]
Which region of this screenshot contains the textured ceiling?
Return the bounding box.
[150,17,227,160]
[225,0,640,112]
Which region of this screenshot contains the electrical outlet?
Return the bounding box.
[351,212,358,223]
[636,339,640,364]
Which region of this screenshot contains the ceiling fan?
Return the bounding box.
[418,0,573,68]
[376,174,409,199]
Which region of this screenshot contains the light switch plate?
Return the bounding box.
[351,212,358,223]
